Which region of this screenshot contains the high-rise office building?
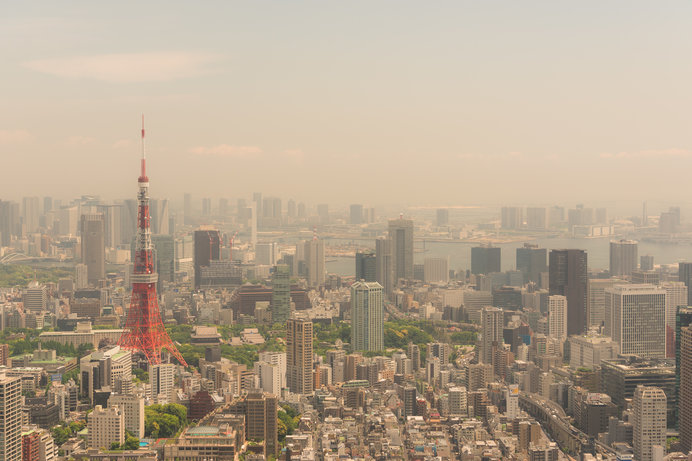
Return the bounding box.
[150,198,169,235]
[256,242,278,266]
[436,208,449,227]
[501,206,523,229]
[427,342,451,366]
[423,257,449,283]
[375,237,392,297]
[80,213,105,286]
[349,204,363,225]
[286,318,313,395]
[680,325,692,452]
[194,229,221,289]
[641,255,654,271]
[0,376,21,461]
[605,285,666,359]
[610,240,638,277]
[632,386,667,461]
[679,262,692,306]
[244,390,279,456]
[304,239,325,287]
[108,394,145,438]
[389,218,414,283]
[549,249,588,336]
[449,386,467,416]
[22,281,47,312]
[351,281,384,352]
[408,343,421,371]
[481,306,503,364]
[151,234,175,284]
[355,251,376,282]
[661,282,688,358]
[271,265,291,324]
[0,200,19,246]
[22,197,40,234]
[150,363,175,404]
[88,405,124,449]
[548,295,568,342]
[516,243,547,285]
[588,278,623,330]
[526,207,548,230]
[471,246,501,275]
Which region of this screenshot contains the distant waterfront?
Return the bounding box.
[325,237,692,277]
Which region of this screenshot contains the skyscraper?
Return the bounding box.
[423,257,449,283]
[194,229,221,289]
[351,281,384,352]
[632,386,667,461]
[286,318,313,395]
[516,243,547,285]
[605,285,666,359]
[549,249,588,336]
[0,376,21,461]
[500,206,523,229]
[480,306,503,364]
[609,239,638,277]
[679,262,692,306]
[388,217,414,283]
[271,265,291,324]
[680,325,692,452]
[436,208,449,227]
[471,246,501,275]
[304,239,324,288]
[547,295,567,342]
[244,390,278,457]
[349,204,363,225]
[661,281,688,358]
[150,363,175,404]
[526,207,548,230]
[80,213,105,286]
[355,251,376,282]
[375,237,392,297]
[22,196,40,234]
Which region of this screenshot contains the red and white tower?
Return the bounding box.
[118,117,187,366]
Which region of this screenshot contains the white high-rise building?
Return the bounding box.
[304,239,325,287]
[258,352,286,389]
[22,281,47,312]
[448,386,467,416]
[75,263,88,289]
[632,385,667,461]
[88,405,124,449]
[351,281,384,352]
[548,295,568,341]
[588,278,623,329]
[423,257,449,283]
[605,284,666,358]
[0,376,21,461]
[480,306,503,364]
[505,384,520,419]
[255,361,281,395]
[255,242,278,266]
[150,363,175,404]
[661,281,688,357]
[108,393,145,438]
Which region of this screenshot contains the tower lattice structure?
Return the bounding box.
[118,118,187,366]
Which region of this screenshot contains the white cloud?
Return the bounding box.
[190,145,262,157]
[0,129,31,144]
[23,52,222,83]
[600,148,692,159]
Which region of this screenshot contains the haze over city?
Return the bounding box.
[2,2,692,209]
[4,3,692,461]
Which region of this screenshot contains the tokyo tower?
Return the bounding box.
[118,117,187,366]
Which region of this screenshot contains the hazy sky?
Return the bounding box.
[2,2,692,210]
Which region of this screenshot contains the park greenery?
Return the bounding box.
[0,264,73,287]
[51,420,86,446]
[278,405,300,442]
[144,403,187,438]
